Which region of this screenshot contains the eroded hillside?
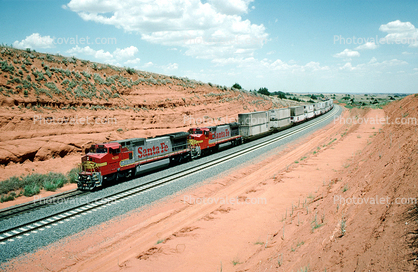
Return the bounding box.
[0,46,289,180]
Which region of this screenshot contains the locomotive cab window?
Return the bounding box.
[110,147,120,154]
[96,147,107,153]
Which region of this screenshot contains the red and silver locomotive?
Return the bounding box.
[78,132,190,190]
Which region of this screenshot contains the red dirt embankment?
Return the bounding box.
[0,47,298,182]
[7,95,417,271]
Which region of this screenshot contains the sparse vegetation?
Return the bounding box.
[342,184,349,192]
[0,169,80,200]
[232,83,242,90]
[340,215,346,237]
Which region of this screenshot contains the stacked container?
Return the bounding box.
[313,103,322,116]
[238,111,270,138]
[304,104,315,119]
[290,106,306,123]
[269,108,291,130]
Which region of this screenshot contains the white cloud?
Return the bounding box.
[333,49,360,58]
[66,0,268,60]
[379,20,415,33]
[379,59,408,66]
[303,61,330,72]
[208,0,254,15]
[95,49,113,60]
[124,58,141,66]
[143,62,154,68]
[66,45,96,55]
[402,51,413,55]
[338,58,408,72]
[212,57,329,74]
[355,42,378,50]
[339,62,355,71]
[13,33,54,49]
[113,46,139,59]
[66,45,138,62]
[379,20,418,47]
[163,63,179,70]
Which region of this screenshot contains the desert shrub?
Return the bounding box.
[0,176,22,195]
[0,60,15,73]
[22,173,45,188]
[73,71,82,80]
[32,70,46,81]
[93,73,105,85]
[44,82,62,94]
[232,83,242,90]
[81,71,91,79]
[0,192,18,203]
[67,168,80,183]
[126,67,135,75]
[23,184,40,197]
[44,173,67,190]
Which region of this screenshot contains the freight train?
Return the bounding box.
[77,99,334,190]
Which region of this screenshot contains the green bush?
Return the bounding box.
[67,168,80,183]
[232,83,242,90]
[126,67,135,75]
[0,176,23,195]
[0,192,17,203]
[0,60,15,73]
[23,184,40,197]
[43,172,66,191]
[22,173,45,188]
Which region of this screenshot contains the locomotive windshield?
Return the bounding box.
[89,147,107,153]
[189,129,203,134]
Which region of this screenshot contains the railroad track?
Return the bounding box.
[0,189,88,220]
[0,106,341,245]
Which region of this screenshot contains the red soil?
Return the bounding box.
[5,95,417,271]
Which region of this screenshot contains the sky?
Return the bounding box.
[1,0,418,94]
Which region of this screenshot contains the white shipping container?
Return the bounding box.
[291,114,306,123]
[238,111,269,126]
[306,112,315,119]
[290,106,304,116]
[270,117,291,129]
[239,123,270,137]
[270,108,291,120]
[304,105,314,113]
